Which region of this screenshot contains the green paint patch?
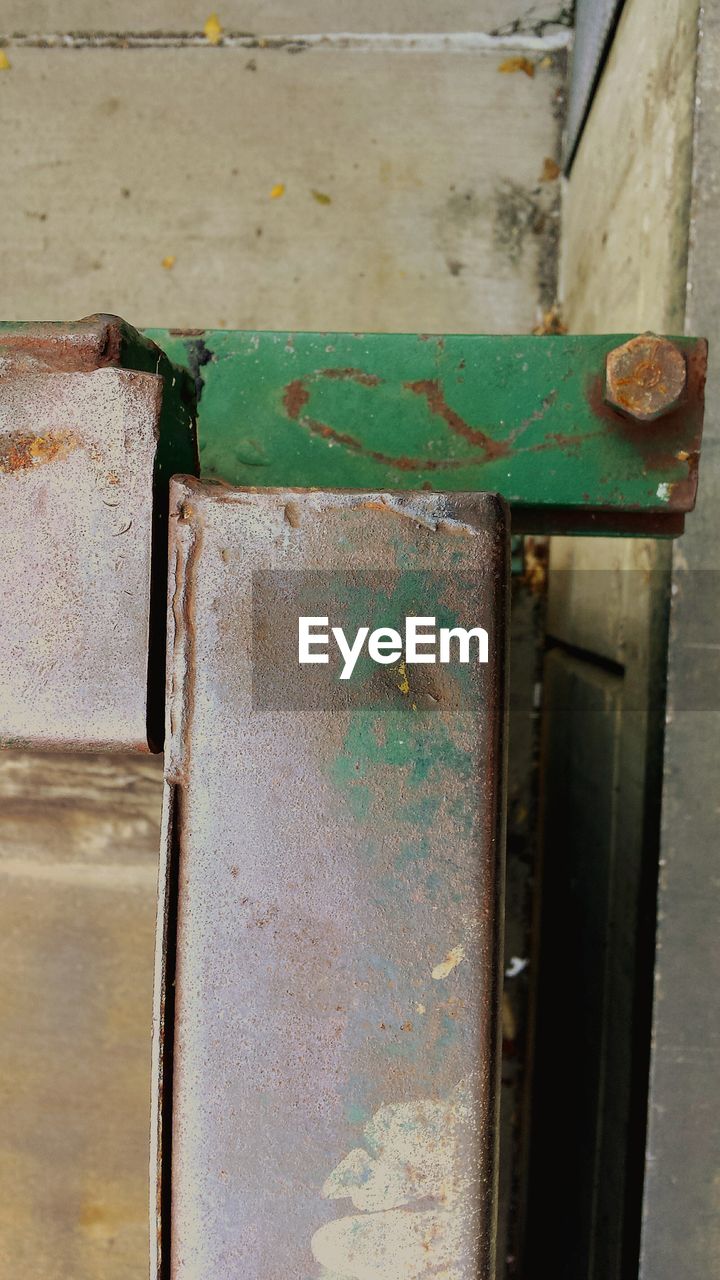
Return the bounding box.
[398,793,442,826]
[331,707,472,801]
[146,327,704,526]
[394,836,431,869]
[345,1102,369,1127]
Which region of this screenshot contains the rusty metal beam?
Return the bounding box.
[154,480,509,1278]
[0,315,197,752]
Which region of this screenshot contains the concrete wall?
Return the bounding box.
[641,6,720,1275]
[0,5,567,1277]
[527,2,708,1278]
[1,11,567,332]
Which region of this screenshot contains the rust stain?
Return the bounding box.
[320,367,381,386]
[498,55,535,77]
[539,156,561,182]
[687,337,709,397]
[283,369,511,470]
[532,304,567,335]
[584,339,706,512]
[284,369,380,419]
[359,498,434,519]
[661,453,700,512]
[527,429,599,453]
[283,379,310,419]
[284,501,301,528]
[0,429,80,473]
[404,379,509,460]
[0,316,124,374]
[299,416,472,472]
[521,537,549,595]
[605,335,687,421]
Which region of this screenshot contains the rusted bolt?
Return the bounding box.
[605,334,687,422]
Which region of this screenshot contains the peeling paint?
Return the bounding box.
[312,1084,474,1279]
[405,378,509,459]
[0,428,80,473]
[432,946,466,981]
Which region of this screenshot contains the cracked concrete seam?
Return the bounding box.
[0,30,572,52]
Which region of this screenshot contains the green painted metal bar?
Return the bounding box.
[147,329,707,536]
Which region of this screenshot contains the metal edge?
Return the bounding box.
[154,479,511,1276]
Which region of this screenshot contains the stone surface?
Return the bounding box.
[0,751,163,1280]
[2,2,570,36]
[527,2,704,1277]
[641,4,720,1276]
[560,0,699,334]
[0,45,562,331]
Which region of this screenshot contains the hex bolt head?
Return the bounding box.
[604,334,687,422]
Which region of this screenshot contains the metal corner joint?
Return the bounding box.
[0,315,708,1278]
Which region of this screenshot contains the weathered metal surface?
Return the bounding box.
[158,479,509,1278]
[0,316,197,752]
[0,312,160,375]
[605,334,687,422]
[0,365,159,752]
[147,329,707,535]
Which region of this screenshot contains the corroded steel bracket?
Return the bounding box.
[0,316,197,751]
[153,481,509,1278]
[147,328,708,537]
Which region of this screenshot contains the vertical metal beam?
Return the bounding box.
[0,362,160,751]
[154,481,509,1278]
[0,315,197,752]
